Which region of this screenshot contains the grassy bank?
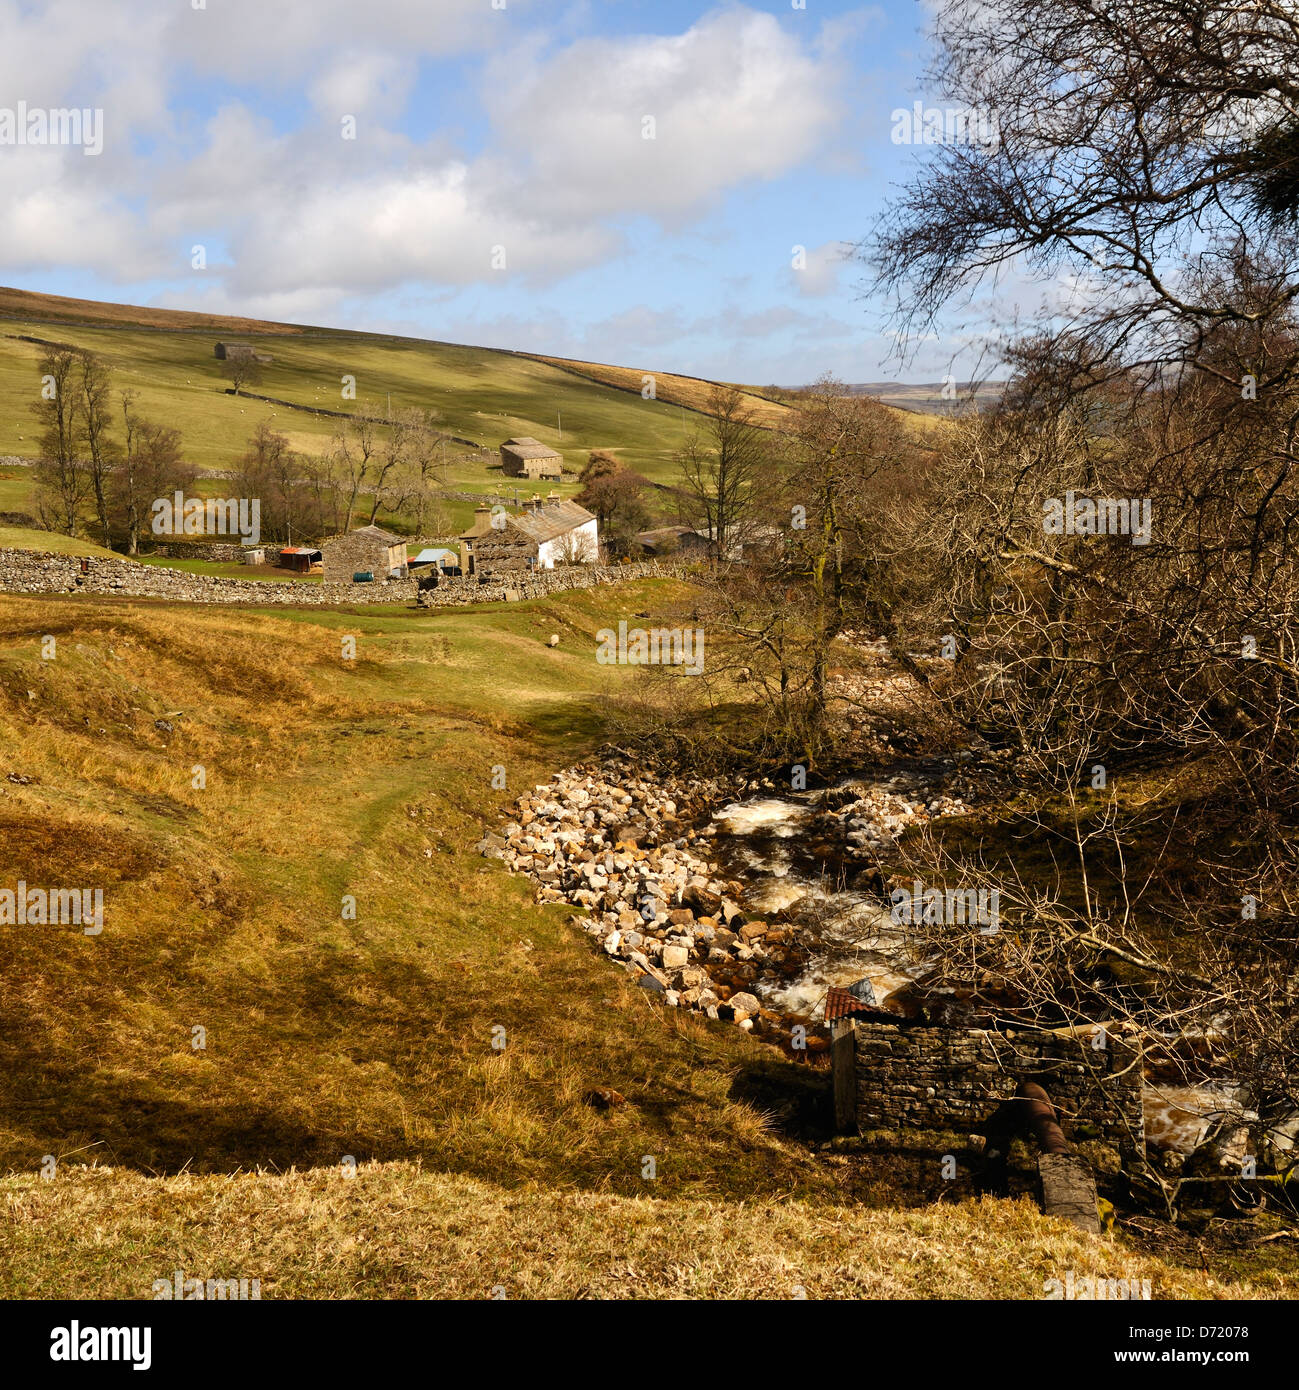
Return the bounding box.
[2,1163,1267,1300]
[0,583,839,1211]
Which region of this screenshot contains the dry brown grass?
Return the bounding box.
[0,285,315,336]
[526,355,799,430]
[0,586,843,1212]
[525,353,948,443]
[3,1161,1281,1300]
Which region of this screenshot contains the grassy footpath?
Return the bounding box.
[0,580,1286,1298]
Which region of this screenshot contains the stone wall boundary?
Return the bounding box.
[0,547,689,608]
[842,1021,1145,1157]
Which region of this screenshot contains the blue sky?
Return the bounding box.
[0,0,1021,383]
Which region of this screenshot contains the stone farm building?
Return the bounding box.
[459,495,598,573]
[320,525,409,583]
[500,437,563,480]
[636,525,713,559]
[213,341,273,365]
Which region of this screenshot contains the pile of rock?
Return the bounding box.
[478,761,977,1037]
[832,781,969,859]
[477,763,788,1031]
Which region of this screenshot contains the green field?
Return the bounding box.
[0,287,950,550]
[0,524,119,557]
[132,554,324,582]
[0,295,718,497]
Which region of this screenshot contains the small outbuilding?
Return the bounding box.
[320,525,409,583]
[500,437,563,480]
[278,547,323,574]
[408,547,460,573]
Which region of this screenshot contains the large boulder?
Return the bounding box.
[721,991,762,1022]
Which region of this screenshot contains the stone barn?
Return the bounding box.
[321,525,409,583]
[214,341,273,364]
[459,497,597,574]
[500,437,563,480]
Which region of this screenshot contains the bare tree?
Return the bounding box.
[112,393,192,554]
[30,347,88,536]
[398,408,447,534]
[865,0,1299,397]
[233,423,298,542]
[674,385,771,558]
[325,414,380,532]
[554,526,599,565]
[777,377,911,726]
[77,351,117,548]
[222,354,264,397]
[367,408,420,524]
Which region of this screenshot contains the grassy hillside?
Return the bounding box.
[526,354,951,441]
[0,320,697,488]
[526,353,797,430]
[0,289,938,543]
[0,582,1285,1300]
[0,287,854,493]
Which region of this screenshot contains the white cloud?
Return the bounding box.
[307,52,418,124]
[791,240,854,297]
[481,9,843,226]
[152,282,349,328]
[0,149,161,281]
[205,150,622,296]
[165,0,521,84]
[0,3,853,306]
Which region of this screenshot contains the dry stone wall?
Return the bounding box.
[850,1022,1145,1156]
[0,547,684,608]
[416,561,684,605]
[147,541,260,563]
[0,548,416,605]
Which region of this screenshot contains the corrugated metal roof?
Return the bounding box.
[824,984,878,1022]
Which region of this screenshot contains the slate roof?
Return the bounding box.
[502,436,562,461]
[345,524,406,545]
[637,525,711,551]
[506,499,595,545]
